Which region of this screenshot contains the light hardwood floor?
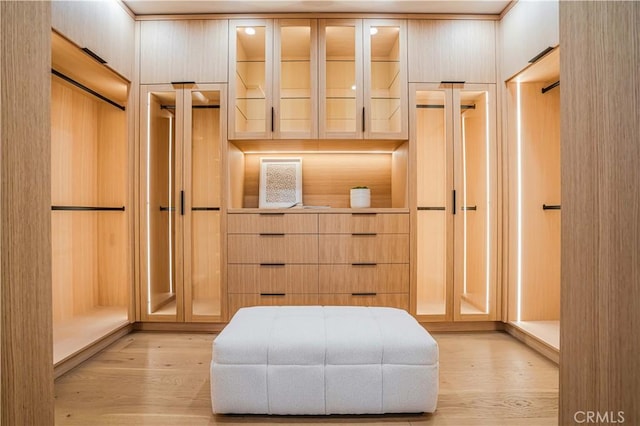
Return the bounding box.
[54,331,558,425]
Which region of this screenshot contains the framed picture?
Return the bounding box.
[259,158,303,208]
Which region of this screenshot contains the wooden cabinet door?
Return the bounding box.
[363,19,408,139]
[52,0,134,80]
[408,20,496,84]
[140,20,228,84]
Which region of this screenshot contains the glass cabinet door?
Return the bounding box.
[141,86,181,320]
[274,19,317,139]
[184,87,224,321]
[320,19,363,138]
[413,86,454,320]
[229,20,272,139]
[364,20,407,139]
[453,85,498,320]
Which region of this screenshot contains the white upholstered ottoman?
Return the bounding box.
[210,306,438,415]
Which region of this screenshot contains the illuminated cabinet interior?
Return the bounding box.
[411,83,498,322]
[319,19,408,139]
[50,32,131,364]
[140,83,227,322]
[506,48,561,350]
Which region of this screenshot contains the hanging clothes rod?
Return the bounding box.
[542,81,560,94]
[51,69,126,111]
[192,207,221,211]
[160,105,220,109]
[51,205,125,211]
[416,104,476,109]
[542,204,561,210]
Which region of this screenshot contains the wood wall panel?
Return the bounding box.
[1,2,54,423]
[559,2,640,423]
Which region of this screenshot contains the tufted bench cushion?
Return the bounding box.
[210,306,438,415]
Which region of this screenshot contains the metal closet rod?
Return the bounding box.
[52,206,125,211]
[416,104,476,109]
[160,105,220,109]
[51,69,126,111]
[542,81,560,94]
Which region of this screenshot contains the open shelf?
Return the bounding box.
[510,320,560,350]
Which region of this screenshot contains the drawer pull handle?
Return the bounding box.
[259,212,285,216]
[352,233,377,236]
[351,212,376,216]
[352,263,377,266]
[260,293,286,297]
[352,292,377,296]
[259,233,285,236]
[260,263,285,267]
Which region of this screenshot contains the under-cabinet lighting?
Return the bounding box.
[462,115,468,297]
[168,116,174,296]
[370,27,378,35]
[516,82,523,322]
[485,92,491,314]
[244,27,256,35]
[241,150,395,155]
[146,93,152,314]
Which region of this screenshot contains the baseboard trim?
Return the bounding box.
[54,323,134,379]
[133,321,226,333]
[504,323,559,364]
[421,321,504,332]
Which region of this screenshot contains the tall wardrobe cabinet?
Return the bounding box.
[139,84,227,323]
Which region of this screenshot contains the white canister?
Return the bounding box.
[350,187,371,208]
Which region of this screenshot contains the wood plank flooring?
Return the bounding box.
[54,331,558,425]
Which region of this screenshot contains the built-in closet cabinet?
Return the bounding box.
[505,48,560,350]
[51,32,131,365]
[139,19,228,84]
[408,19,496,84]
[319,19,408,139]
[52,0,135,80]
[140,83,227,322]
[228,19,318,139]
[410,83,498,322]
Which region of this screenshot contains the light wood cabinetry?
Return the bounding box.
[505,48,560,350]
[408,19,496,84]
[410,82,498,322]
[500,0,559,81]
[139,19,228,84]
[139,83,227,322]
[51,34,131,364]
[228,19,318,139]
[318,212,410,310]
[319,19,408,139]
[52,0,134,80]
[227,211,410,316]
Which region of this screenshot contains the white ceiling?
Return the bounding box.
[123,0,511,16]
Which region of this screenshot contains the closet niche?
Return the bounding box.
[506,48,560,351]
[51,32,131,365]
[411,83,498,322]
[140,83,227,323]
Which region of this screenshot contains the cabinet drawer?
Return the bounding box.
[228,293,319,318]
[228,264,318,294]
[228,234,318,263]
[319,293,409,310]
[228,213,318,234]
[319,264,408,293]
[319,234,409,263]
[319,213,409,234]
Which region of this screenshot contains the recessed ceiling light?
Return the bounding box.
[244,27,256,35]
[370,27,378,35]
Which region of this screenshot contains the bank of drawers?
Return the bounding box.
[227,212,410,316]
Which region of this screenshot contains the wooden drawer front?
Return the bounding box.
[319,293,409,310]
[319,213,409,234]
[228,264,318,294]
[227,213,318,234]
[318,264,408,294]
[228,234,318,264]
[319,234,409,263]
[229,294,319,318]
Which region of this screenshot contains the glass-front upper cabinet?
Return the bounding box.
[320,19,407,140]
[229,19,272,139]
[140,84,226,323]
[229,19,317,139]
[412,83,497,322]
[274,19,317,139]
